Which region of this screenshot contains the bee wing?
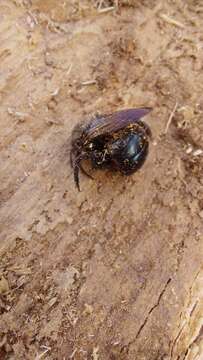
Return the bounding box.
[86,108,152,140]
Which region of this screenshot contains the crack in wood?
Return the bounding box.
[135,278,172,339]
[182,324,203,360]
[170,268,202,359]
[170,322,186,360]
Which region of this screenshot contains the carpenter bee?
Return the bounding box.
[70,108,152,191]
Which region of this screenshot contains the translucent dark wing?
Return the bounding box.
[85,108,152,140]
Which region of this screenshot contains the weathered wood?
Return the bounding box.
[0,1,202,359]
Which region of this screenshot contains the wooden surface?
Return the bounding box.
[0,1,203,359]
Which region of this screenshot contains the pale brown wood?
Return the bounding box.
[0,1,202,359]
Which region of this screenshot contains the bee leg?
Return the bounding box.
[73,153,90,191]
[70,149,73,168]
[73,161,80,191]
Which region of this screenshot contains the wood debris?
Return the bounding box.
[160,14,185,28]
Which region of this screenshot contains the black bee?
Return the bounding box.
[70,108,152,191]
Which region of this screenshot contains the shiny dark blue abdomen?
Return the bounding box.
[109,133,149,174]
